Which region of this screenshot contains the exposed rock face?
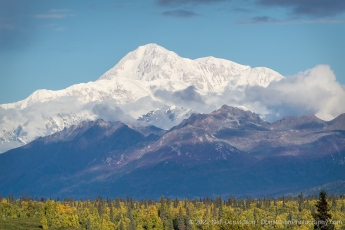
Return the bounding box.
[0,105,344,198]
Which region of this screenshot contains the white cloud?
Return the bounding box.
[167,64,345,122]
[35,9,75,19]
[242,65,345,120]
[35,14,67,19]
[50,9,71,13]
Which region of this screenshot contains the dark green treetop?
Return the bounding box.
[313,190,335,230]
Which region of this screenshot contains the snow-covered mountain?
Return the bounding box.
[99,44,283,91]
[2,44,283,110]
[0,43,286,153]
[137,105,194,130]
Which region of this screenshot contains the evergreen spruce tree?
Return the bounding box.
[287,212,292,221]
[86,218,91,230]
[177,207,186,230]
[159,196,174,230]
[341,203,345,213]
[159,196,166,225]
[127,207,136,230]
[110,207,115,223]
[331,196,337,210]
[313,190,335,230]
[119,221,125,230]
[298,192,304,212]
[185,218,193,230]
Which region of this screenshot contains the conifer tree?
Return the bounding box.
[298,193,304,212]
[185,218,193,230]
[86,218,91,230]
[313,190,335,230]
[159,196,173,230]
[177,207,186,230]
[341,203,345,213]
[119,221,125,230]
[127,207,136,230]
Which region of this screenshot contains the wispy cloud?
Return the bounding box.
[161,10,199,18]
[35,14,66,19]
[156,0,230,19]
[35,9,75,19]
[88,1,132,10]
[157,0,228,7]
[229,8,253,13]
[50,9,71,13]
[42,46,89,52]
[0,23,16,30]
[239,0,345,25]
[299,17,345,24]
[52,27,65,32]
[249,16,278,24]
[39,23,65,32]
[113,0,132,8]
[257,0,345,18]
[0,20,29,33]
[237,16,345,25]
[39,23,56,27]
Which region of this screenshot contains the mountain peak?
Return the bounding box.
[213,105,266,125]
[194,56,249,69]
[172,105,266,132]
[98,43,179,81]
[213,105,260,119]
[129,43,173,60]
[98,44,283,92]
[327,113,345,130]
[271,114,326,130]
[137,43,167,52]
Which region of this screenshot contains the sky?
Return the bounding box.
[1,0,345,104]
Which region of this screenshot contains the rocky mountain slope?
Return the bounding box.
[1,105,344,198]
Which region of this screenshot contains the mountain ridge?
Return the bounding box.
[1,105,344,198]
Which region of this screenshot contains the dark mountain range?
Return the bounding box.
[286,180,345,197]
[0,105,344,198]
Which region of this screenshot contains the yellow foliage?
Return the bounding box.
[0,195,344,230]
[41,216,49,230]
[49,203,80,228]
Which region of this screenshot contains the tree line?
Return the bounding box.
[0,191,344,229]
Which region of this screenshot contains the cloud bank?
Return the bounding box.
[244,65,345,120]
[151,64,345,123]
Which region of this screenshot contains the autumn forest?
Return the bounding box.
[0,193,344,229]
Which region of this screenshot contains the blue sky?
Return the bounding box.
[1,0,345,104]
